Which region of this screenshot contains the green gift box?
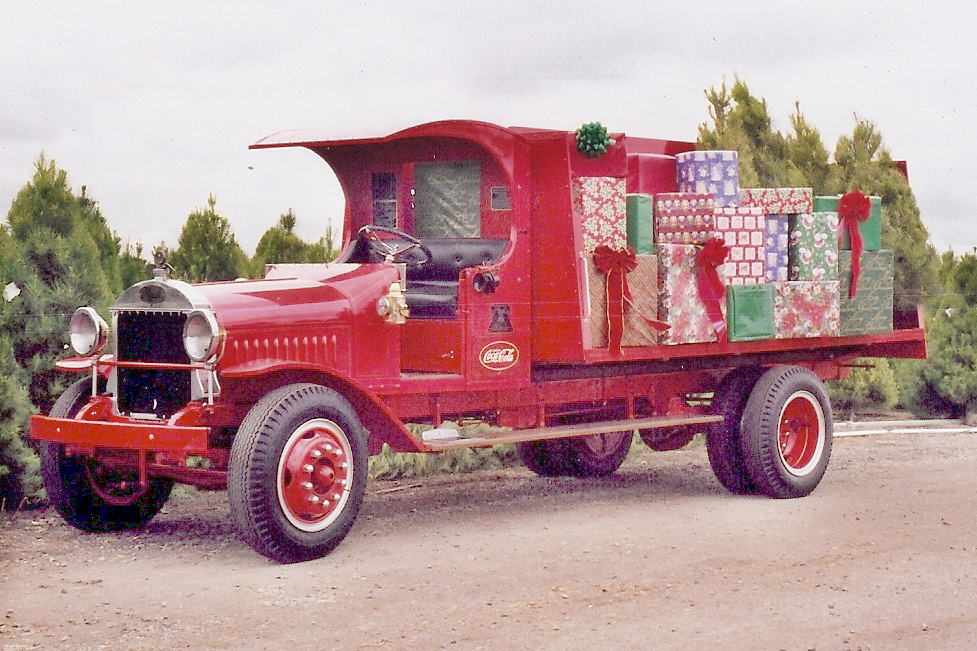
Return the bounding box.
[813,195,882,251]
[838,249,893,335]
[626,194,655,255]
[726,284,775,342]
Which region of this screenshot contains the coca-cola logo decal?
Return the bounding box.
[479,341,519,371]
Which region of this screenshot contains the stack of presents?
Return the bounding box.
[577,149,893,350]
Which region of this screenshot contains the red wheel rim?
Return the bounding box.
[277,419,353,532]
[577,431,630,458]
[777,391,825,476]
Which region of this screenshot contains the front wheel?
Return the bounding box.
[740,366,833,498]
[228,384,368,563]
[40,378,173,531]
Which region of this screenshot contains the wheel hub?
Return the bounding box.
[778,391,824,476]
[278,419,352,532]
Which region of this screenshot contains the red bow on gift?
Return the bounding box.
[593,245,669,355]
[696,237,729,340]
[838,190,872,299]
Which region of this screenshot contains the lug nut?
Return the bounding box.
[340,479,348,487]
[333,493,341,501]
[341,462,348,470]
[322,500,330,508]
[311,450,322,459]
[303,464,315,473]
[303,482,314,491]
[310,496,320,504]
[324,444,333,452]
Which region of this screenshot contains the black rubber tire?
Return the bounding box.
[705,366,766,494]
[228,384,368,563]
[39,378,173,531]
[740,366,833,499]
[639,426,696,451]
[566,431,632,477]
[517,439,575,476]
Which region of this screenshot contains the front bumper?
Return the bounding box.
[30,415,209,453]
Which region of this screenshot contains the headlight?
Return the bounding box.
[69,307,108,356]
[183,310,222,362]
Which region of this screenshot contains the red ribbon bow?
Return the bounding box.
[593,246,669,355]
[838,191,871,299]
[695,237,729,340]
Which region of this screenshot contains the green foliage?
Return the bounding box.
[827,358,899,419]
[368,422,520,480]
[170,195,251,282]
[119,241,151,289]
[902,303,977,417]
[252,209,332,270]
[0,335,40,506]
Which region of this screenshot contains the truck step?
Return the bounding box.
[423,414,723,452]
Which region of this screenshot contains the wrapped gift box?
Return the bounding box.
[572,176,627,253]
[789,212,839,281]
[727,284,775,342]
[773,281,841,339]
[715,206,766,285]
[586,255,660,347]
[657,244,725,345]
[838,249,893,335]
[764,215,790,282]
[654,192,718,245]
[739,187,813,214]
[675,150,740,208]
[626,194,655,255]
[814,195,882,251]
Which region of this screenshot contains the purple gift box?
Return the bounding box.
[764,215,790,282]
[675,150,740,208]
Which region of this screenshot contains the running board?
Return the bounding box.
[422,414,723,452]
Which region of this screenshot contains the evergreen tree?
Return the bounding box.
[252,208,335,271]
[169,195,251,282]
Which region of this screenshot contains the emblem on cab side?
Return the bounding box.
[479,341,519,371]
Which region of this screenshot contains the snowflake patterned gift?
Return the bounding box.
[773,281,841,339]
[675,150,740,208]
[739,187,813,215]
[572,176,627,253]
[656,243,725,345]
[788,212,839,281]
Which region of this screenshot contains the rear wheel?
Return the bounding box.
[40,378,173,531]
[517,439,574,476]
[567,431,632,476]
[740,366,833,498]
[228,384,368,563]
[705,366,765,494]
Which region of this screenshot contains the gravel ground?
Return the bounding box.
[2,428,977,651]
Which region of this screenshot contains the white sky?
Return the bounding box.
[2,1,975,257]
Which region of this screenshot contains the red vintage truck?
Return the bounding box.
[31,120,927,563]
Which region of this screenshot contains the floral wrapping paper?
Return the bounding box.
[656,244,725,345]
[773,281,841,339]
[572,176,627,253]
[788,212,839,281]
[586,255,660,347]
[765,215,790,282]
[715,206,766,285]
[838,250,894,335]
[654,192,719,245]
[739,187,813,214]
[675,150,740,208]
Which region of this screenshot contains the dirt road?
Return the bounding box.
[2,429,977,651]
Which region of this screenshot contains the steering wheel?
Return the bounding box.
[357,225,432,267]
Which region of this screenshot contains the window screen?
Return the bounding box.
[414,162,481,238]
[372,172,397,228]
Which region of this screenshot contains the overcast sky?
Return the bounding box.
[2,1,975,257]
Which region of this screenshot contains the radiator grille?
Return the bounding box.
[116,311,190,418]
